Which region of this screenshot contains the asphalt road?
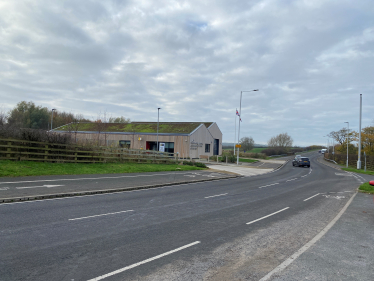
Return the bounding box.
[0,152,369,281]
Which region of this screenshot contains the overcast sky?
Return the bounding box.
[1,0,373,146]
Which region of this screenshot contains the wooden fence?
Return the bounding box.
[0,138,178,164]
[325,153,374,170]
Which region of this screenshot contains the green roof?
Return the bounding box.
[56,122,214,134]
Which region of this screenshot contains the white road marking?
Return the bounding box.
[204,193,228,199]
[301,175,308,178]
[0,172,195,185]
[260,192,357,281]
[322,195,345,200]
[16,185,64,189]
[246,207,289,225]
[258,162,265,167]
[335,173,352,176]
[258,183,279,189]
[0,187,9,190]
[69,210,134,221]
[303,193,320,201]
[87,241,201,281]
[286,178,298,182]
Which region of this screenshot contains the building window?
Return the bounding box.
[205,144,210,153]
[119,140,131,148]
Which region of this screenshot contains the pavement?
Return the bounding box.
[263,156,374,281]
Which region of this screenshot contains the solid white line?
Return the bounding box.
[301,175,308,177]
[204,193,228,199]
[259,192,357,281]
[258,183,279,189]
[16,184,64,189]
[87,241,201,281]
[303,193,320,201]
[69,210,134,221]
[0,172,194,185]
[286,178,298,182]
[246,207,289,225]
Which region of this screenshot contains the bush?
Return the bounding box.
[182,161,206,168]
[262,147,288,156]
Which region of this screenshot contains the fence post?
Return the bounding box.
[226,156,228,164]
[7,141,11,158]
[44,145,48,161]
[74,147,77,163]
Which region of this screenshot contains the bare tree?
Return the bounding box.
[267,133,293,148]
[239,136,255,151]
[327,128,355,145]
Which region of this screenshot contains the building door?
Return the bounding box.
[213,139,219,155]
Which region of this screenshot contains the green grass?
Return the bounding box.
[358,182,374,194]
[247,147,267,153]
[0,160,204,177]
[342,168,374,176]
[239,158,259,163]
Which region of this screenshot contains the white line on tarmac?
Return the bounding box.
[0,187,9,190]
[16,185,64,189]
[286,178,298,182]
[301,175,308,177]
[259,192,357,281]
[69,210,134,221]
[258,183,279,189]
[246,207,289,225]
[0,172,196,185]
[87,241,201,281]
[303,193,320,201]
[204,193,228,199]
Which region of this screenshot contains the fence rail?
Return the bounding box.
[0,138,178,164]
[325,153,374,170]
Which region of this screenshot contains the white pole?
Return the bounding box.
[357,94,362,169]
[234,110,236,155]
[237,93,242,165]
[345,122,349,168]
[157,108,161,152]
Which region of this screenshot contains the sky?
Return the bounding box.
[0,0,373,146]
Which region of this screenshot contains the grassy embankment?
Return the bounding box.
[0,160,204,177]
[358,182,374,194]
[341,167,374,176]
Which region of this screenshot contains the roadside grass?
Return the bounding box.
[0,160,204,177]
[239,158,259,163]
[247,147,267,153]
[358,182,374,194]
[342,168,374,176]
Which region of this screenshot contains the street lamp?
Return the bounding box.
[51,108,56,131]
[157,108,161,151]
[237,89,259,165]
[344,121,349,168]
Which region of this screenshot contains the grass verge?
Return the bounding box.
[0,160,204,177]
[239,158,259,163]
[342,168,374,176]
[358,182,374,194]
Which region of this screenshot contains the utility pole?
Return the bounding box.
[157,108,161,151]
[344,121,349,168]
[51,109,56,131]
[357,94,362,169]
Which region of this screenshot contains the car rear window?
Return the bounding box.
[300,157,309,161]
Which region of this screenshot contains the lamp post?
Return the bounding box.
[51,108,56,131]
[344,121,349,168]
[157,108,161,151]
[357,94,362,169]
[237,89,259,165]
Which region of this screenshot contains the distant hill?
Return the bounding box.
[222,143,267,148]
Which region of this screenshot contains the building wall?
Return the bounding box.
[207,123,223,155]
[70,132,192,157]
[189,125,214,158]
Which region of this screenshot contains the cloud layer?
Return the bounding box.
[1,0,373,145]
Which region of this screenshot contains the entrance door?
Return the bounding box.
[213,139,219,155]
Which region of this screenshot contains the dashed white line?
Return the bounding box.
[246,207,289,225]
[286,178,298,182]
[69,210,134,221]
[87,241,201,281]
[0,187,9,190]
[259,183,279,189]
[303,193,320,201]
[301,175,308,178]
[16,185,64,189]
[204,193,228,199]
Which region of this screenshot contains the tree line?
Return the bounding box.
[327,125,374,155]
[0,101,130,130]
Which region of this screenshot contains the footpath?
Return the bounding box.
[263,156,374,281]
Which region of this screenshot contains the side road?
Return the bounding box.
[0,170,241,203]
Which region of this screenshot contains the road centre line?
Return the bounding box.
[286,178,298,182]
[246,207,289,225]
[0,172,197,185]
[303,193,320,201]
[204,193,228,199]
[87,241,201,281]
[16,184,64,189]
[258,183,279,189]
[69,210,134,221]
